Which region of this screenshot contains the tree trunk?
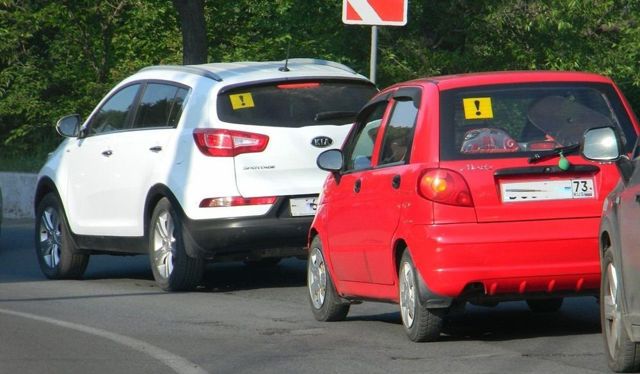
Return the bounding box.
[172,0,208,65]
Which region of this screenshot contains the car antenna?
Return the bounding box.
[279,41,291,72]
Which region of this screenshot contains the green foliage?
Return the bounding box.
[0,0,181,165]
[1,0,640,170]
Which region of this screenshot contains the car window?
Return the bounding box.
[439,82,638,160]
[378,99,418,166]
[87,84,140,135]
[132,83,189,129]
[217,80,377,128]
[343,102,387,171]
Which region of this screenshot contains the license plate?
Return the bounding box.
[501,178,595,203]
[290,197,318,216]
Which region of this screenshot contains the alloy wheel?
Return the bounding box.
[38,207,62,269]
[152,211,175,280]
[308,247,327,309]
[400,261,416,328]
[603,262,621,355]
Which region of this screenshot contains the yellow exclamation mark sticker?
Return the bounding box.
[463,97,493,119]
[229,93,255,110]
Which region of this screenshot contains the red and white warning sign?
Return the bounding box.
[342,0,408,26]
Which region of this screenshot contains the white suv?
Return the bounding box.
[35,59,376,290]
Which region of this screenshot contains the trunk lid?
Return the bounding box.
[215,79,377,198]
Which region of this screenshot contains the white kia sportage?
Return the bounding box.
[34,59,376,291]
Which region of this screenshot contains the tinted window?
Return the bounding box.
[88,84,140,135]
[217,80,377,128]
[379,100,418,166]
[343,102,387,171]
[133,83,189,129]
[439,83,637,160]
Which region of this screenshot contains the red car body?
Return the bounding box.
[308,71,639,340]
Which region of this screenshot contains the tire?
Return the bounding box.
[34,193,89,279]
[149,198,203,291]
[526,298,564,313]
[399,250,445,342]
[601,248,640,372]
[307,236,349,321]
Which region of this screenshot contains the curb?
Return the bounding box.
[0,172,37,219]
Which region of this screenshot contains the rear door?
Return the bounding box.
[216,80,377,214]
[112,82,189,235]
[362,88,421,285]
[437,82,637,223]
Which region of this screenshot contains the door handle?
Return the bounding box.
[354,179,361,193]
[149,146,162,152]
[102,150,113,157]
[392,175,401,189]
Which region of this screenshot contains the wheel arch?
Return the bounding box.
[394,237,453,309]
[34,177,60,215]
[308,227,319,250]
[144,184,184,237]
[393,238,408,278]
[600,228,612,257]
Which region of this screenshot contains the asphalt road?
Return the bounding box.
[0,219,611,373]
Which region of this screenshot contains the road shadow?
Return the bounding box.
[198,258,307,292]
[83,255,308,293]
[345,297,601,341]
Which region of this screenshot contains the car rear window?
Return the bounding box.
[217,80,377,127]
[439,82,637,160]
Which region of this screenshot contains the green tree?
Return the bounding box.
[0,0,181,167]
[1,0,640,171]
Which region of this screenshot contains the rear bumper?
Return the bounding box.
[407,217,601,300]
[181,197,313,261]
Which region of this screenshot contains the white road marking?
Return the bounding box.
[0,307,209,374]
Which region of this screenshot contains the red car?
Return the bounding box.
[307,71,639,341]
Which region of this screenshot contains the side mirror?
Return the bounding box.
[56,114,81,138]
[581,127,621,161]
[317,149,344,174]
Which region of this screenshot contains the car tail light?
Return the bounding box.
[418,169,474,207]
[193,129,269,157]
[199,196,276,208]
[277,82,320,89]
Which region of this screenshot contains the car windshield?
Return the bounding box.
[217,80,377,127]
[439,82,637,160]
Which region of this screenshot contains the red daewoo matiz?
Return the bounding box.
[307,71,639,342]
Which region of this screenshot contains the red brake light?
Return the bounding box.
[418,169,474,207]
[276,82,321,89]
[200,196,276,208]
[193,129,269,157]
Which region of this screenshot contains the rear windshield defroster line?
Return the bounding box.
[217,79,377,128]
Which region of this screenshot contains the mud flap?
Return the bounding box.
[417,270,453,309]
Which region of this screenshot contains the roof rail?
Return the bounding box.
[283,59,357,74]
[138,65,223,82]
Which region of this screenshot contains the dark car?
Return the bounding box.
[583,127,640,372]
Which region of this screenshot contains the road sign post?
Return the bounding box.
[342,0,408,83]
[370,26,377,83]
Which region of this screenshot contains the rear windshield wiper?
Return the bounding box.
[528,144,580,164]
[314,111,357,122]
